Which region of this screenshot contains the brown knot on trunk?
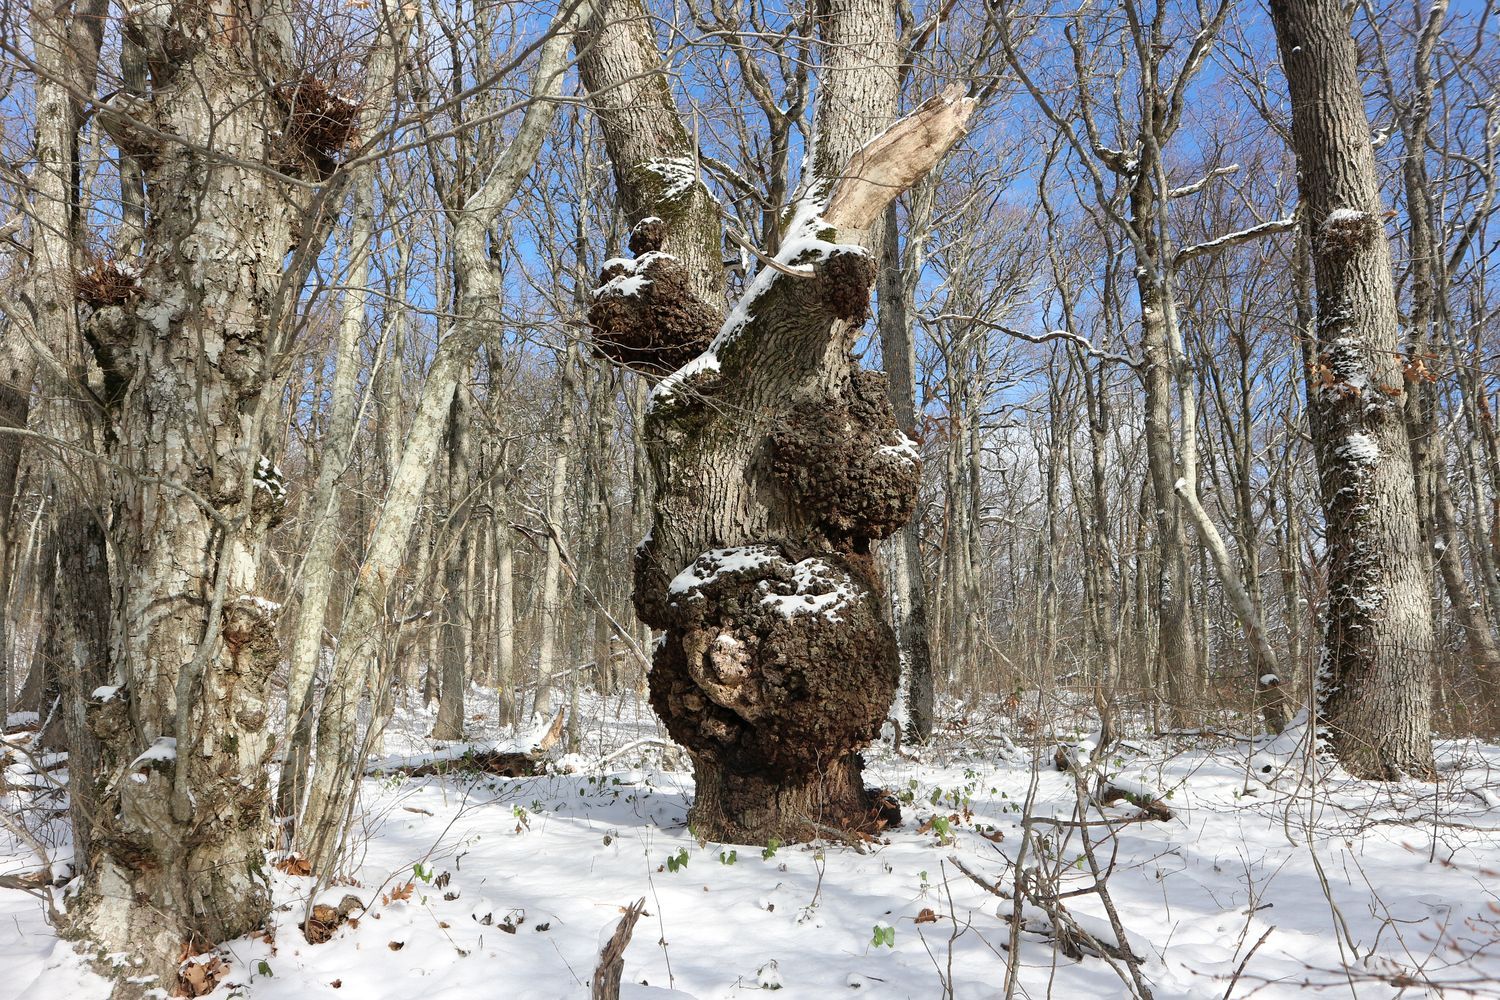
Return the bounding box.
[770,367,921,544]
[1317,207,1380,256]
[816,249,877,326]
[629,217,667,255]
[589,251,722,376]
[648,545,898,776]
[221,595,282,676]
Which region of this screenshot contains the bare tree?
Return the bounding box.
[1268,0,1437,777]
[583,0,971,842]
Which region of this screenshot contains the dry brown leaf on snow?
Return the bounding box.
[382,881,415,905]
[303,904,341,944]
[273,853,312,877]
[177,956,228,997]
[914,908,940,924]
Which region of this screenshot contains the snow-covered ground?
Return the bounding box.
[5,690,1500,999]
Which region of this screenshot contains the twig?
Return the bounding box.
[1223,926,1275,999]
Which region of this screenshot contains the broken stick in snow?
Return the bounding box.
[591,897,647,1000]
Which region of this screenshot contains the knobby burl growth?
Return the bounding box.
[590,222,922,843]
[588,89,973,843]
[590,221,721,374]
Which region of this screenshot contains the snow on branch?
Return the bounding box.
[1168,164,1239,199]
[1173,217,1296,267]
[823,84,977,231]
[930,313,1141,369]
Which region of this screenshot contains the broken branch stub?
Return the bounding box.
[823,84,976,231]
[591,898,647,1000]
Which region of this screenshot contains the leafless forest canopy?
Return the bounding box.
[0,0,1498,990]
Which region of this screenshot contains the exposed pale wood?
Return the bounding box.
[590,898,647,1000]
[823,85,976,231]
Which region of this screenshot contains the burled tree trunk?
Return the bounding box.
[583,0,969,843]
[69,0,316,988]
[1269,0,1437,778]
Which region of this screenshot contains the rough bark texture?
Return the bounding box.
[583,0,971,842]
[620,242,924,844]
[21,0,110,764]
[69,0,311,986]
[575,0,725,303]
[0,341,32,721]
[1136,239,1199,722]
[433,388,473,740]
[876,203,935,742]
[1270,0,1437,778]
[591,227,720,374]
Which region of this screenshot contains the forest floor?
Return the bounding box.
[4,688,1500,999]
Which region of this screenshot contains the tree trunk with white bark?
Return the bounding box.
[70,0,317,987]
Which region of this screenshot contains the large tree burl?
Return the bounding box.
[588,222,722,375]
[647,546,898,776]
[770,367,921,543]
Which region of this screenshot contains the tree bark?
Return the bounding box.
[876,203,935,742]
[433,387,473,740]
[534,345,578,718]
[277,7,406,821]
[1433,472,1500,734]
[294,7,581,872]
[1269,0,1437,778]
[70,0,313,986]
[585,0,970,839]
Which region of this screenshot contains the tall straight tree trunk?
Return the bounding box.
[877,203,935,742]
[492,476,517,723]
[534,344,578,719]
[0,343,33,722]
[22,0,109,765]
[277,8,406,823]
[1433,473,1500,733]
[294,10,580,873]
[433,387,473,739]
[587,364,619,695]
[1173,359,1286,732]
[1269,0,1437,778]
[1138,266,1198,722]
[1082,362,1121,688]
